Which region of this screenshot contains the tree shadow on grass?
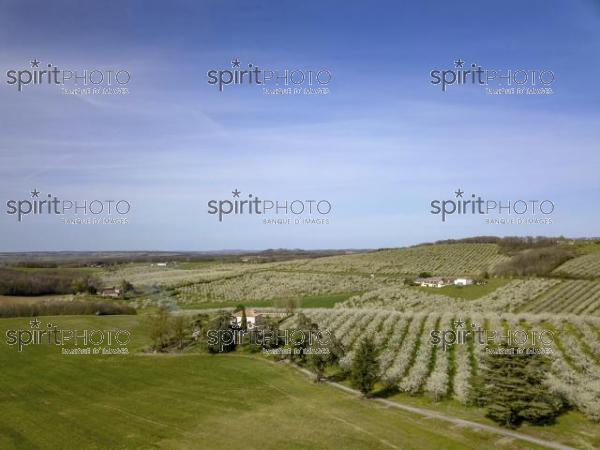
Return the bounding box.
[371,385,399,399]
[326,371,348,382]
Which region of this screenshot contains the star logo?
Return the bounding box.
[232,189,241,198]
[31,189,40,198]
[454,59,465,68]
[454,318,465,328]
[231,58,241,68]
[29,318,41,329]
[31,59,40,68]
[454,188,464,198]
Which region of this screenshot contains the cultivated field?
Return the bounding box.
[100,263,256,288]
[105,244,516,308]
[176,270,386,305]
[336,280,560,314]
[520,280,600,315]
[277,244,509,276]
[553,253,600,279]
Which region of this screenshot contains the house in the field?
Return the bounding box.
[415,277,453,288]
[99,287,122,298]
[232,308,264,329]
[155,262,168,267]
[454,277,474,286]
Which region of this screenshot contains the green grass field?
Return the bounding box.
[0,315,551,450]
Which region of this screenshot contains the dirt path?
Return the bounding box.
[291,364,576,450]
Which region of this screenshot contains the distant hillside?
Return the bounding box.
[280,243,508,276]
[553,253,600,279]
[0,249,360,267]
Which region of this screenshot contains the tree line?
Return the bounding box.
[0,268,99,296]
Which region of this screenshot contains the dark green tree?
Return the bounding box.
[256,319,280,352]
[307,333,344,382]
[207,310,237,353]
[171,315,188,350]
[119,279,134,298]
[71,275,98,295]
[234,304,248,331]
[241,309,248,331]
[289,312,318,362]
[190,313,210,350]
[350,336,379,397]
[148,307,171,351]
[473,349,564,428]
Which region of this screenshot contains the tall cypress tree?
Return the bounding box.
[350,336,379,397]
[241,309,248,331]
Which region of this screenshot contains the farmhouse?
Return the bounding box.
[232,308,264,329]
[415,277,453,288]
[99,287,122,298]
[454,277,474,286]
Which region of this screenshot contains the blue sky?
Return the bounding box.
[0,0,599,251]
